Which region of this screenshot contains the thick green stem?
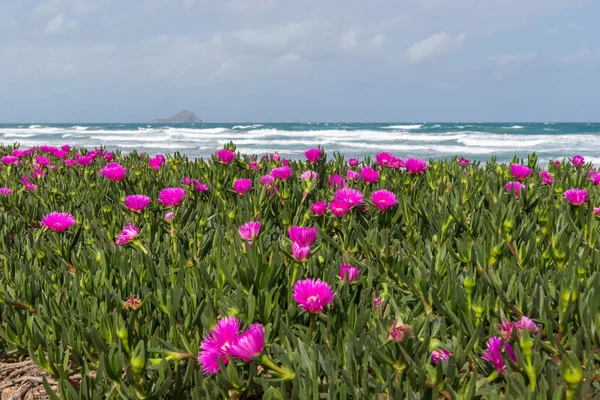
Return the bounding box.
[260,354,295,381]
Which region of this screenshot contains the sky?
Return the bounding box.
[0,0,599,122]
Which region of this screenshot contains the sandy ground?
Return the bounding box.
[0,359,55,400]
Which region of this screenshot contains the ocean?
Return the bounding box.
[1,122,599,164]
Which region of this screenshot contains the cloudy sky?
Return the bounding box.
[0,0,598,122]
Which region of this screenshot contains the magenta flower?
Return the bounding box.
[553,160,561,166]
[361,166,379,184]
[375,152,394,167]
[374,297,384,308]
[311,201,327,215]
[12,149,27,158]
[215,149,236,164]
[594,208,600,216]
[390,157,404,169]
[305,148,322,163]
[77,155,93,166]
[459,158,470,167]
[238,221,262,241]
[291,243,311,262]
[103,152,114,161]
[182,176,192,185]
[432,349,452,364]
[329,174,347,189]
[116,224,140,245]
[35,156,50,167]
[371,190,398,211]
[99,162,126,182]
[198,317,241,375]
[229,323,265,361]
[572,155,585,167]
[591,173,600,186]
[165,212,174,222]
[272,152,281,162]
[271,166,293,181]
[405,158,428,174]
[124,195,151,212]
[540,170,553,184]
[300,170,318,181]
[41,212,76,232]
[2,156,18,165]
[61,145,71,152]
[334,188,364,208]
[288,226,317,247]
[193,180,209,192]
[52,150,68,159]
[348,158,359,167]
[482,337,516,373]
[293,278,335,314]
[0,188,12,196]
[260,174,276,190]
[510,164,532,180]
[233,178,252,195]
[21,176,37,191]
[390,322,411,342]
[506,181,526,197]
[329,201,349,217]
[498,316,538,340]
[64,159,76,167]
[564,188,588,205]
[158,187,186,207]
[346,170,360,181]
[149,155,165,170]
[340,264,360,283]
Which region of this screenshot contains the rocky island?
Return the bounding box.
[151,110,202,123]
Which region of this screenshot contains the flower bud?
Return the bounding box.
[390,321,411,343]
[519,336,533,359]
[561,289,578,312]
[228,211,235,222]
[492,244,503,256]
[503,220,514,232]
[131,356,145,374]
[473,304,484,319]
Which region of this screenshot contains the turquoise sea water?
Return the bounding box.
[1,122,599,163]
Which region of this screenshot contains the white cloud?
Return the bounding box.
[407,32,466,63]
[489,52,539,80]
[274,52,301,68]
[232,21,314,48]
[371,34,385,48]
[44,14,78,35]
[340,30,360,50]
[560,48,600,64]
[225,0,277,12]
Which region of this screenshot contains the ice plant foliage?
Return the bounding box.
[158,187,186,207]
[41,212,76,232]
[293,278,335,314]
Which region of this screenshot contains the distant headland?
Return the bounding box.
[151,110,202,123]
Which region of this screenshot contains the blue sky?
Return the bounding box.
[0,0,598,122]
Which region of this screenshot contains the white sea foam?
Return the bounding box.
[29,124,43,129]
[3,133,37,138]
[503,125,525,129]
[383,124,423,130]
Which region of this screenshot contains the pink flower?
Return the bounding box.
[334,188,363,208]
[233,179,252,195]
[0,188,12,196]
[300,170,318,181]
[288,226,317,247]
[61,145,71,152]
[64,159,76,167]
[260,174,276,190]
[2,156,19,165]
[272,152,281,162]
[346,170,360,181]
[271,166,293,181]
[291,243,311,262]
[77,155,93,166]
[361,166,379,184]
[371,189,398,211]
[198,317,241,375]
[482,337,516,373]
[506,181,526,197]
[182,176,192,185]
[12,149,27,158]
[374,297,384,308]
[21,176,37,191]
[594,208,600,216]
[293,278,335,314]
[99,162,126,182]
[149,155,165,170]
[405,158,428,174]
[215,149,236,164]
[572,155,585,167]
[228,323,265,361]
[375,152,394,168]
[510,164,532,180]
[124,195,151,212]
[390,157,404,169]
[103,152,114,161]
[390,321,411,342]
[238,221,262,241]
[498,316,538,341]
[340,264,360,283]
[564,188,588,205]
[329,201,349,217]
[52,150,68,159]
[193,180,209,192]
[348,158,359,167]
[116,224,140,245]
[459,158,470,167]
[311,201,327,215]
[592,173,600,186]
[35,156,50,167]
[553,160,561,166]
[165,212,174,222]
[329,174,347,189]
[540,170,553,184]
[158,187,186,207]
[41,212,76,232]
[305,148,322,163]
[249,161,260,170]
[432,349,452,364]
